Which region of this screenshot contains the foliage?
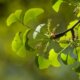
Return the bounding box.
[7,0,80,77]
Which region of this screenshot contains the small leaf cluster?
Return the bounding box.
[6,0,80,74]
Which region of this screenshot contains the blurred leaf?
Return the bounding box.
[23,29,34,51]
[14,9,22,20]
[59,20,78,48]
[61,53,67,61]
[75,65,80,73]
[38,56,50,69]
[76,47,80,62]
[67,20,78,29]
[60,53,67,64]
[52,0,63,12]
[33,23,45,39]
[7,13,17,26]
[23,29,31,45]
[67,54,76,64]
[49,49,61,67]
[23,8,44,25]
[16,46,27,58]
[7,10,22,26]
[78,25,80,39]
[35,55,39,67]
[12,32,23,52]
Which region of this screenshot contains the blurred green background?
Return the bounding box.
[0,0,79,80]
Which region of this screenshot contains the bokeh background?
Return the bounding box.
[0,0,79,80]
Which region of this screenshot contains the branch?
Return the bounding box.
[50,20,80,39]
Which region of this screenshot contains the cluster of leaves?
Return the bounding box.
[6,0,80,73]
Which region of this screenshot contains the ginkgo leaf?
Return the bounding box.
[52,0,63,12]
[38,56,50,69]
[23,8,44,25]
[61,53,67,61]
[7,9,22,26]
[49,49,61,67]
[23,29,31,45]
[14,9,22,20]
[67,20,78,29]
[23,29,33,51]
[12,32,23,52]
[67,54,76,64]
[16,46,27,58]
[7,13,17,26]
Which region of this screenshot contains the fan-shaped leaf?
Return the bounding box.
[49,49,61,67]
[23,8,44,25]
[7,13,17,26]
[23,29,33,51]
[52,0,63,12]
[14,9,22,20]
[12,32,23,52]
[7,10,22,26]
[38,56,50,69]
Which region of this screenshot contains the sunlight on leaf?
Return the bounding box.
[7,13,17,26]
[38,56,50,69]
[14,9,22,20]
[77,12,80,17]
[67,20,78,29]
[12,32,23,52]
[61,53,67,61]
[59,36,68,48]
[52,0,63,12]
[49,49,61,67]
[23,8,44,25]
[33,23,45,39]
[7,9,22,26]
[23,29,31,45]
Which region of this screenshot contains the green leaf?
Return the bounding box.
[16,46,27,58]
[52,0,63,12]
[14,9,22,20]
[23,29,33,51]
[23,8,44,25]
[49,49,61,67]
[67,54,76,65]
[7,13,17,26]
[60,53,67,64]
[38,56,50,69]
[12,32,23,52]
[23,29,31,45]
[67,20,78,29]
[61,53,67,61]
[7,10,22,26]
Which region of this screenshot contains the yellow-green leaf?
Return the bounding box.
[12,32,22,52]
[7,13,17,26]
[7,10,22,26]
[49,49,61,67]
[52,0,63,12]
[67,54,76,64]
[61,53,67,61]
[14,9,22,20]
[38,56,50,69]
[23,8,44,25]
